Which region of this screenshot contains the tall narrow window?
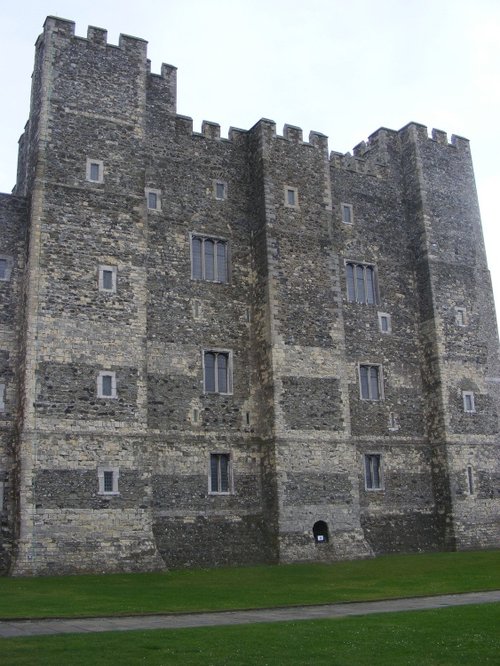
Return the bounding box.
[359,365,382,400]
[214,181,227,200]
[467,466,474,494]
[463,391,475,413]
[364,454,382,490]
[203,351,232,394]
[210,453,230,493]
[0,383,5,412]
[98,371,117,399]
[145,188,161,211]
[98,265,117,292]
[0,256,12,281]
[86,159,104,183]
[455,307,467,326]
[191,235,228,283]
[346,262,377,304]
[341,203,353,224]
[378,312,392,334]
[285,186,298,207]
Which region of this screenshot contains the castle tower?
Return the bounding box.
[0,18,497,575]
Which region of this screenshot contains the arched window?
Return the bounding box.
[313,520,329,543]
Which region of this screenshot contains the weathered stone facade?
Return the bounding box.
[0,17,498,575]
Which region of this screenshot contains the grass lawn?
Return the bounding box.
[1,604,499,665]
[0,550,498,619]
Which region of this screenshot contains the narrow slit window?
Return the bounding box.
[0,383,5,412]
[467,466,474,494]
[0,259,6,280]
[285,186,298,207]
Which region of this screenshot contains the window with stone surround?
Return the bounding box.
[341,203,353,224]
[98,466,119,495]
[191,235,228,283]
[284,186,298,208]
[209,453,231,494]
[203,350,232,394]
[359,364,383,401]
[97,371,117,399]
[0,383,4,412]
[0,255,12,281]
[86,158,104,183]
[98,265,117,293]
[455,307,467,326]
[364,453,383,490]
[463,391,475,413]
[145,188,161,211]
[378,312,392,333]
[214,180,227,200]
[346,262,377,304]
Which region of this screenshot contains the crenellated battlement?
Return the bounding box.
[41,16,148,57]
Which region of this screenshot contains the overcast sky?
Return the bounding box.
[1,0,499,324]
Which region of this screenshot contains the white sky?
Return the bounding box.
[1,0,499,325]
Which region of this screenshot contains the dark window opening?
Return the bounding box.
[313,520,329,543]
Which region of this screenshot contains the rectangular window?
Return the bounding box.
[346,262,377,304]
[285,186,298,207]
[359,364,382,400]
[103,470,114,493]
[364,454,382,490]
[191,235,228,283]
[0,383,5,412]
[203,350,232,394]
[0,256,12,281]
[467,465,474,494]
[378,312,392,333]
[145,188,161,211]
[0,480,4,511]
[86,159,104,183]
[455,307,467,326]
[341,203,353,224]
[98,466,119,495]
[463,391,475,413]
[98,371,117,399]
[98,265,117,292]
[214,181,227,200]
[210,453,231,493]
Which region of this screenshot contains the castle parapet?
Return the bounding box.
[87,26,107,46]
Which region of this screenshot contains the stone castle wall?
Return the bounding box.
[0,17,497,574]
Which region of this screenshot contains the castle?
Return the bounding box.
[0,16,499,575]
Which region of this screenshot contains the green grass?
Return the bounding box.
[0,550,498,619]
[2,604,499,665]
